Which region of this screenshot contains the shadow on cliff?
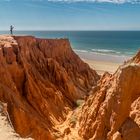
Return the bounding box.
[0,36,99,140]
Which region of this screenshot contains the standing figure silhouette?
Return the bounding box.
[10,25,14,35]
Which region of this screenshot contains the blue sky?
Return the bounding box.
[0,0,140,30]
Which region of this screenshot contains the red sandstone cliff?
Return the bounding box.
[0,35,99,140]
[79,51,140,140]
[129,50,140,64]
[1,35,140,140]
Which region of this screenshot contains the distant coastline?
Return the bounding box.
[0,31,139,59]
[0,30,139,65]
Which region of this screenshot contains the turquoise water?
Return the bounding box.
[1,31,140,57]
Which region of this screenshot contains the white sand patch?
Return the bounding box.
[0,35,18,47]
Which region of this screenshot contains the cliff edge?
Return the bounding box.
[79,50,140,140]
[0,35,99,140]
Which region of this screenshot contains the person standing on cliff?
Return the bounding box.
[10,25,14,35]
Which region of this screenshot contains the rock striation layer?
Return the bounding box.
[2,35,140,140]
[0,35,99,140]
[0,101,33,140]
[79,51,140,140]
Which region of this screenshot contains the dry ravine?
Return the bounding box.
[0,35,140,140]
[0,35,99,140]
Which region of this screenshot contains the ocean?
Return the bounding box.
[1,31,140,62]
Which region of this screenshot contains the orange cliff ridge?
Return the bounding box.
[53,49,140,140]
[0,35,99,140]
[0,35,140,140]
[79,59,140,140]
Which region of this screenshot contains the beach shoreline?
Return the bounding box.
[75,51,129,75]
[83,59,121,75]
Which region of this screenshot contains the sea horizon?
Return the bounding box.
[0,30,139,63]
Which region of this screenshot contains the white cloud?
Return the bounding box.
[2,0,140,4]
[47,0,140,4]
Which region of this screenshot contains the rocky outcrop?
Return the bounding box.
[130,50,140,64]
[0,35,99,140]
[3,35,140,140]
[79,51,140,140]
[0,101,33,140]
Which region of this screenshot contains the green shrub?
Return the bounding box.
[76,99,84,107]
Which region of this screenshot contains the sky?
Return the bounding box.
[0,0,140,30]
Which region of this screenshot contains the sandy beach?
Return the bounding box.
[83,59,121,75]
[75,51,129,75]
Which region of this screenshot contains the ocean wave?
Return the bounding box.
[74,49,89,53]
[74,48,133,58]
[91,49,121,54]
[74,48,122,55]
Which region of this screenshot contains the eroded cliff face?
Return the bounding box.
[130,50,140,64]
[79,51,140,140]
[0,35,99,140]
[1,35,140,140]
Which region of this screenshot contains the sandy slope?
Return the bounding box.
[0,113,33,140]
